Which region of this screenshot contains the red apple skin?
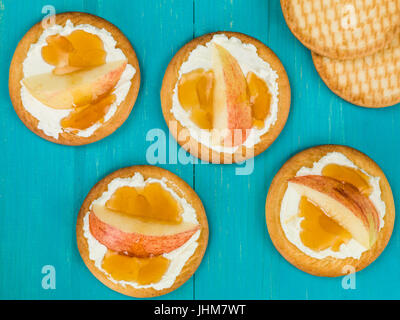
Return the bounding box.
[89,211,200,257]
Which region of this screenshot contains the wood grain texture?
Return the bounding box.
[0,0,400,300]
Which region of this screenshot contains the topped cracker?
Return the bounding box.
[281,0,400,59]
[312,33,400,107]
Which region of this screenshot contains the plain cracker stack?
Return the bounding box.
[312,34,400,107]
[281,0,400,60]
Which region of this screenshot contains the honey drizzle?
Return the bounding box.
[246,72,271,129]
[322,164,372,195]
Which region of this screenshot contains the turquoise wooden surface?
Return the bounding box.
[1,0,399,300]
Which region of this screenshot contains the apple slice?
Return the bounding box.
[89,204,199,257]
[23,60,127,109]
[211,43,252,147]
[289,175,379,249]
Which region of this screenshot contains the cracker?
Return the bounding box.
[265,145,395,277]
[312,34,400,108]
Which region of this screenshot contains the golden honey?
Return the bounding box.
[178,68,214,129]
[322,164,372,195]
[177,69,272,130]
[42,30,106,75]
[102,251,170,285]
[106,183,182,224]
[61,94,116,131]
[298,196,352,252]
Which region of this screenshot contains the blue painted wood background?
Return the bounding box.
[1,0,400,300]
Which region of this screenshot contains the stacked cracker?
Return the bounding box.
[281,0,400,107]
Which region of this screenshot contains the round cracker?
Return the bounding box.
[312,33,400,108]
[76,165,209,298]
[281,0,400,60]
[265,145,395,277]
[160,32,291,164]
[9,12,141,145]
